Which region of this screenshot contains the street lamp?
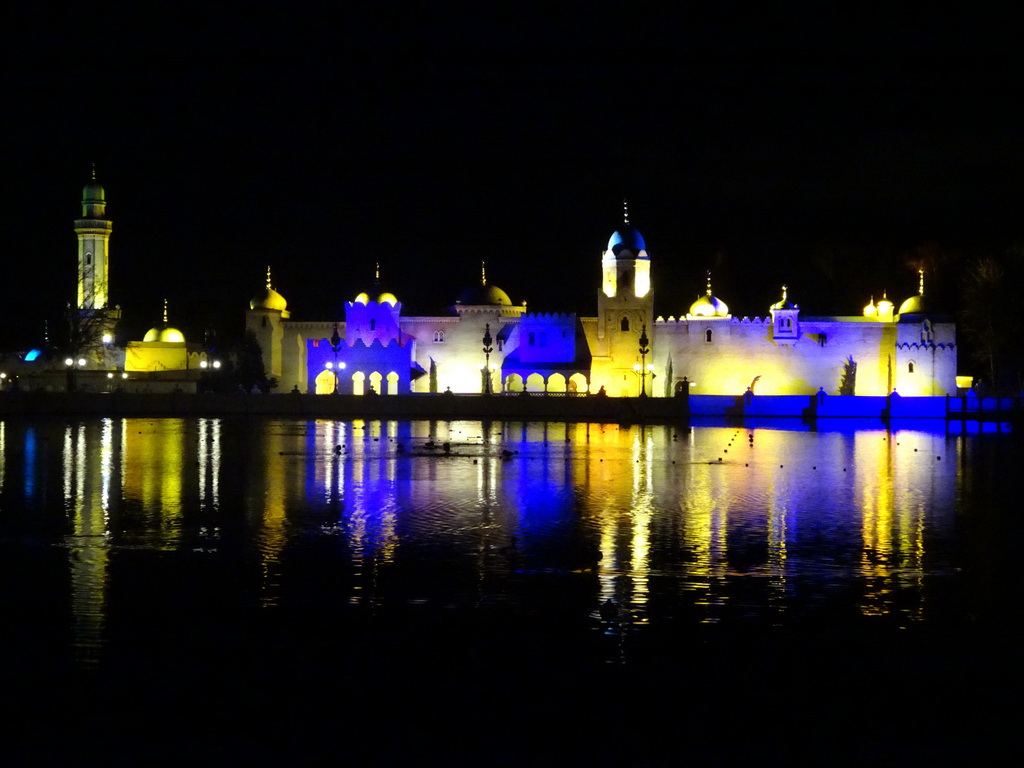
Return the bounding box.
[482,323,493,395]
[638,324,650,397]
[330,324,343,394]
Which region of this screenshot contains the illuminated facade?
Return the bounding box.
[251,220,957,398]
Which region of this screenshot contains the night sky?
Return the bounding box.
[6,5,1023,349]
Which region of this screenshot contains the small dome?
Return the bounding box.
[143,325,186,343]
[82,180,105,203]
[770,285,796,311]
[457,284,512,306]
[377,292,398,306]
[250,286,288,312]
[354,292,370,304]
[689,294,729,317]
[863,298,877,317]
[607,227,648,259]
[898,294,926,314]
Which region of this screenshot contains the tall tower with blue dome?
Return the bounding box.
[593,201,656,395]
[75,168,112,310]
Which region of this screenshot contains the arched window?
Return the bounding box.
[908,362,915,373]
[370,319,376,331]
[85,253,92,265]
[620,317,630,332]
[705,329,713,343]
[433,330,444,343]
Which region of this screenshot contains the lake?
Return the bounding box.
[1,416,1020,765]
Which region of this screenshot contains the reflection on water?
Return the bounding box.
[0,416,1015,669]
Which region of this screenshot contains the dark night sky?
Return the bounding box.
[5,4,1023,348]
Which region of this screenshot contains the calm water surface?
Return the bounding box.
[1,416,1020,764]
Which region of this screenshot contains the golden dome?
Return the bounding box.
[688,272,729,317]
[143,326,186,343]
[354,292,370,304]
[863,297,877,317]
[250,287,288,312]
[377,292,398,305]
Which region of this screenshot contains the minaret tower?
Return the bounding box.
[75,166,112,310]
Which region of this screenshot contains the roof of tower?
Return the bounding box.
[606,227,648,259]
[770,285,796,311]
[250,267,288,311]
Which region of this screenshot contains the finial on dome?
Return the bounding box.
[266,266,272,291]
[162,298,169,324]
[481,260,487,286]
[91,163,97,181]
[781,284,788,302]
[623,199,630,226]
[919,268,925,296]
[375,262,381,282]
[706,270,713,297]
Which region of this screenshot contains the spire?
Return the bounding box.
[266,265,272,291]
[162,298,168,325]
[91,163,97,181]
[918,268,925,296]
[481,260,487,286]
[706,270,713,297]
[781,284,788,303]
[375,262,381,282]
[623,199,630,226]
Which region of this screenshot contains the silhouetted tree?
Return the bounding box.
[234,330,277,393]
[838,355,857,395]
[959,250,1024,390]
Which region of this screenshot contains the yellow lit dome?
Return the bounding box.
[143,326,186,343]
[250,287,288,312]
[689,294,729,317]
[377,292,398,305]
[354,292,370,304]
[688,272,729,317]
[898,294,925,314]
[863,297,877,317]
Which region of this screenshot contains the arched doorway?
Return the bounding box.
[386,371,399,395]
[569,373,589,394]
[505,373,524,392]
[525,373,545,392]
[352,371,365,396]
[546,373,566,392]
[315,369,336,395]
[368,371,383,395]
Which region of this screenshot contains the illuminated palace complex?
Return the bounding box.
[15,179,959,396]
[250,215,957,399]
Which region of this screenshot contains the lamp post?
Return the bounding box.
[638,323,650,397]
[330,324,342,394]
[482,323,493,395]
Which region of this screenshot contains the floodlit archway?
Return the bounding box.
[352,371,365,396]
[547,373,566,392]
[569,373,589,394]
[369,371,383,395]
[525,373,545,392]
[315,369,336,395]
[505,373,524,392]
[386,371,399,395]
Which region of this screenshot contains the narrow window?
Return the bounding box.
[908,362,915,373]
[433,330,444,343]
[705,329,713,343]
[620,317,630,332]
[85,253,93,265]
[528,331,536,347]
[370,319,376,331]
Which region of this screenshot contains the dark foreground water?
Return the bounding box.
[1,417,1021,765]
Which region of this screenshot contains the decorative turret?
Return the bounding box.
[769,284,799,341]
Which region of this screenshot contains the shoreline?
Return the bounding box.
[0,390,1017,424]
